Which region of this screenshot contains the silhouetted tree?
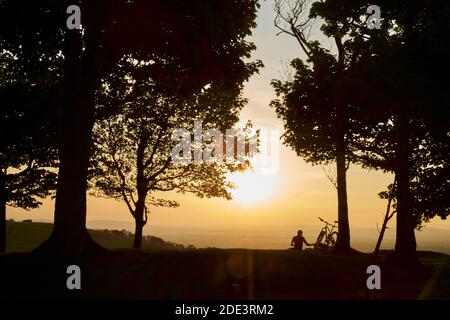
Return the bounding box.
[271,0,366,252]
[91,61,257,248]
[313,0,450,260]
[0,56,58,253]
[0,0,260,256]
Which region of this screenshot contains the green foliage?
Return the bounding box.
[0,41,58,210]
[321,0,450,227]
[272,0,450,241]
[0,0,262,252]
[271,56,352,165]
[271,0,368,167]
[90,57,259,219]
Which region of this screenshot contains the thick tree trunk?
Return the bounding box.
[133,219,144,249]
[395,175,416,256]
[133,201,146,249]
[390,116,417,263]
[35,29,105,257]
[132,136,148,250]
[383,11,421,267]
[39,121,95,256]
[394,147,416,255]
[0,189,6,253]
[334,135,351,252]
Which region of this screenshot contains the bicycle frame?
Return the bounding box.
[314,217,338,249]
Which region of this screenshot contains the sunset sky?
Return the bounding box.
[8,1,450,249]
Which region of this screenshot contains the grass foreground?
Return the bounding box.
[4,221,187,252]
[1,222,449,299]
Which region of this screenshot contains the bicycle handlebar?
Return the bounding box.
[318,217,337,226]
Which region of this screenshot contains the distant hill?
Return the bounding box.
[4,221,191,252]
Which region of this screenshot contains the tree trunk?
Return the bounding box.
[0,185,6,253]
[35,29,105,257]
[132,135,148,250]
[385,8,418,264]
[334,135,351,252]
[392,116,417,259]
[133,201,146,249]
[395,134,416,256]
[133,219,144,249]
[395,175,416,256]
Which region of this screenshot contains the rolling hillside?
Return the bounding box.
[4,221,188,252]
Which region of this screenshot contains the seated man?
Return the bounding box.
[291,230,313,250]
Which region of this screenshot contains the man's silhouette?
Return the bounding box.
[291,230,312,250]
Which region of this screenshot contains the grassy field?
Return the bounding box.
[1,222,449,299]
[5,221,186,252]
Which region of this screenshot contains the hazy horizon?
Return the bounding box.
[12,218,450,255]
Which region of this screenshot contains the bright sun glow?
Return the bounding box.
[228,170,278,205]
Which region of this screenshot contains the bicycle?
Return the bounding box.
[314,217,338,250]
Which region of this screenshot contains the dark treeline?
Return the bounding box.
[0,0,261,255]
[271,0,450,261]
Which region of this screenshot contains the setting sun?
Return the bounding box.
[228,170,278,205]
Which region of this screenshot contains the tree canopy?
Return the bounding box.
[0,0,261,256]
[307,0,450,257]
[0,47,58,253]
[90,58,259,248]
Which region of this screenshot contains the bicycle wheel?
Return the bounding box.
[326,232,338,249]
[315,230,325,249]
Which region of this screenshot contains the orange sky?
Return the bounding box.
[7,1,450,248]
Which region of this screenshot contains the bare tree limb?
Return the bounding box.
[320,164,338,189]
[111,150,136,217]
[274,0,314,58]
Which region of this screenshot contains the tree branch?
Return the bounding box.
[274,0,314,58]
[320,165,338,189]
[111,151,135,216]
[144,126,166,169]
[146,156,172,181]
